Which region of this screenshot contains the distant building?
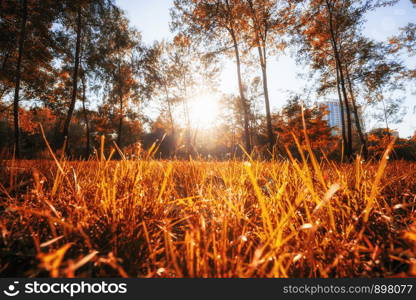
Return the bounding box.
[320,100,365,136]
[323,101,342,133]
[391,130,399,138]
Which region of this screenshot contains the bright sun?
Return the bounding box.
[187,93,221,130]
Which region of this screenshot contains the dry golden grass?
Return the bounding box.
[1,143,416,278]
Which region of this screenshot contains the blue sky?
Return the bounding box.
[116,0,416,138]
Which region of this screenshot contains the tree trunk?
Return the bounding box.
[81,76,90,159]
[164,85,175,136]
[184,98,192,156]
[224,0,251,153]
[325,0,353,158]
[230,30,251,153]
[381,96,391,141]
[117,94,123,148]
[13,0,28,158]
[62,4,82,154]
[338,63,353,158]
[246,0,274,154]
[164,85,176,156]
[345,67,368,159]
[180,69,193,158]
[257,46,274,154]
[336,65,347,158]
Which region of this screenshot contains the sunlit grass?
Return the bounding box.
[1,140,415,277]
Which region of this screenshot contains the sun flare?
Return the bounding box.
[187,93,221,130]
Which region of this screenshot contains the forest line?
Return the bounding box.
[1,0,415,160]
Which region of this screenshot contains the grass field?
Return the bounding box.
[1,144,416,278]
